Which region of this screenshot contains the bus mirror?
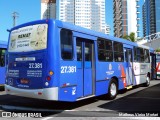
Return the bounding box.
[7,29,11,32]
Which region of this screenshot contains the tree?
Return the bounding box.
[156,48,160,52]
[122,32,136,42]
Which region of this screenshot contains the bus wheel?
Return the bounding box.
[107,79,118,100]
[144,73,150,87]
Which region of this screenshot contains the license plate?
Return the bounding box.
[20,79,29,84]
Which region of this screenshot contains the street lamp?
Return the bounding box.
[12,12,19,27]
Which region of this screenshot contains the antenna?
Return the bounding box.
[12,12,19,27]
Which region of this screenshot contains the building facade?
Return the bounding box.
[143,0,160,37]
[155,0,160,33]
[105,24,110,35]
[113,0,141,38]
[41,0,108,34]
[41,0,56,19]
[113,0,127,38]
[142,3,146,37]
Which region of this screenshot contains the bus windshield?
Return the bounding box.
[8,24,48,52]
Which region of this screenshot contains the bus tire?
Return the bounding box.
[144,73,150,87]
[107,78,118,100]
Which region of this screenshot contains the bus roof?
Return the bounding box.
[55,19,153,50]
[9,19,154,52]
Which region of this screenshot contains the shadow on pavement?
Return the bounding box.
[98,83,160,114]
[1,83,160,117]
[0,93,99,117]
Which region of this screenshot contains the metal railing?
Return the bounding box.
[137,32,160,45]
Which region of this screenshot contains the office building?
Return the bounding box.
[143,0,160,37]
[105,24,110,35]
[41,0,108,34]
[113,0,141,38]
[41,0,56,19]
[142,3,147,37]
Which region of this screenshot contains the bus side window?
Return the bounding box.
[76,40,82,61]
[144,49,150,63]
[0,49,6,67]
[140,48,144,62]
[113,42,124,62]
[60,29,73,60]
[97,38,113,62]
[134,47,137,62]
[134,47,146,63]
[136,48,141,62]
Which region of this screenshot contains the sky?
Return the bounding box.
[0,0,144,42]
[0,0,40,41]
[105,0,114,35]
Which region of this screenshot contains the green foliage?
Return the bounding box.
[122,35,129,40]
[156,48,160,52]
[122,32,136,42]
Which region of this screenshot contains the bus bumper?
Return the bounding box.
[5,85,58,101]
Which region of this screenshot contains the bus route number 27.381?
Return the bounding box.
[29,63,43,69]
[61,66,76,73]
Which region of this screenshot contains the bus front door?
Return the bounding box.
[76,38,95,98]
[124,48,134,86]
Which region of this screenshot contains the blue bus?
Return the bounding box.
[5,19,155,101]
[0,41,7,85]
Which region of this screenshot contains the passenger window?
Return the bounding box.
[60,29,73,60]
[76,40,82,61]
[98,38,113,62]
[134,47,137,62]
[144,49,150,63]
[113,42,124,62]
[140,48,144,62]
[134,47,145,63]
[85,42,92,61]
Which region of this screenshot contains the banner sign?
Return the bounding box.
[9,24,48,52]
